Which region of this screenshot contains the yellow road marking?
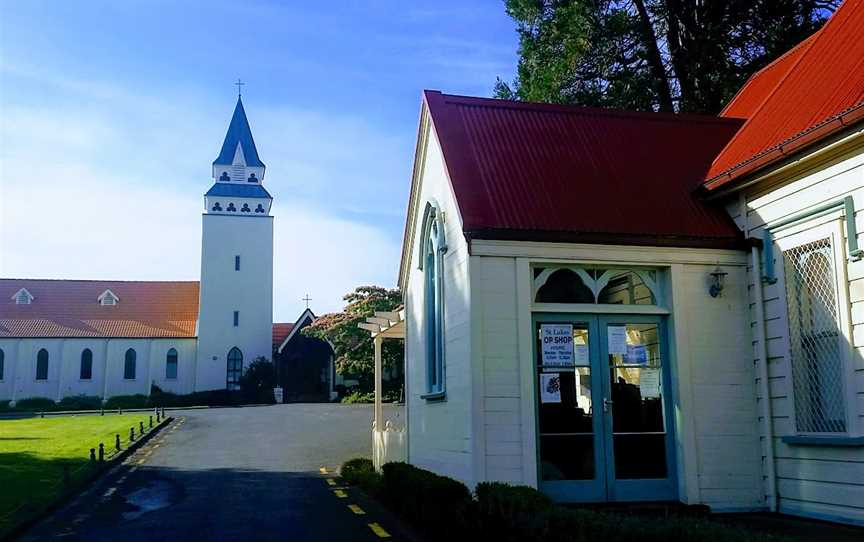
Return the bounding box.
[333,489,347,498]
[319,467,328,474]
[348,504,365,515]
[137,459,145,465]
[368,523,391,538]
[325,478,336,486]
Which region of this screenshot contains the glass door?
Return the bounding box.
[534,315,606,502]
[534,314,676,503]
[599,316,676,501]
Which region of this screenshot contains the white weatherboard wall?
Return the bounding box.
[0,338,197,402]
[197,213,274,391]
[722,134,864,525]
[404,125,476,487]
[467,242,762,510]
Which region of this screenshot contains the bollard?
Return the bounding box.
[156,411,161,423]
[100,408,104,416]
[40,411,45,419]
[139,421,145,435]
[160,406,165,418]
[99,443,105,462]
[149,415,153,428]
[90,448,96,461]
[118,408,122,415]
[115,433,121,451]
[129,427,135,442]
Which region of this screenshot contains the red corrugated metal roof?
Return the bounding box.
[705,0,864,190]
[424,91,745,248]
[0,279,199,338]
[272,323,294,349]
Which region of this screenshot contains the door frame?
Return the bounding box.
[532,312,678,503]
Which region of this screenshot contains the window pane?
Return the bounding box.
[537,323,594,481]
[597,270,655,305]
[124,349,136,379]
[783,238,846,433]
[36,349,49,380]
[80,349,92,380]
[536,269,594,303]
[166,349,178,379]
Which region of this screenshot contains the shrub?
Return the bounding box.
[239,357,276,404]
[475,482,554,541]
[381,462,474,536]
[14,397,58,411]
[104,394,149,410]
[57,395,103,411]
[340,457,382,495]
[341,390,374,404]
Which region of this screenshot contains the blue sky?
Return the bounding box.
[0,0,517,320]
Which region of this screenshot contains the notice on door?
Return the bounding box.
[540,373,562,403]
[607,325,628,355]
[541,324,574,366]
[639,369,661,398]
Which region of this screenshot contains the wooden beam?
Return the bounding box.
[368,317,392,327]
[358,322,381,333]
[375,311,401,322]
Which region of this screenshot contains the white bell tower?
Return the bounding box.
[196,94,274,392]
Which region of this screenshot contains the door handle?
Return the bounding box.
[603,398,614,413]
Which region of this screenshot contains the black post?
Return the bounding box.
[115,433,121,451]
[118,408,122,415]
[161,406,165,418]
[100,408,104,416]
[99,442,105,462]
[156,411,161,423]
[139,421,145,435]
[130,427,135,441]
[149,415,153,428]
[90,448,96,461]
[39,411,44,418]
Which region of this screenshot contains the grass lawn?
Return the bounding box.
[0,413,151,537]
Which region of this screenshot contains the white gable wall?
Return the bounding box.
[721,132,864,525]
[403,124,476,486]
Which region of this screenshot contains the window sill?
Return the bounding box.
[782,435,864,447]
[421,391,446,402]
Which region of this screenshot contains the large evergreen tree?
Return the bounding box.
[496,0,838,113]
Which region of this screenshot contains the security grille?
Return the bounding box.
[783,237,846,433]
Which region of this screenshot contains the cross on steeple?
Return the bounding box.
[302,294,312,309]
[235,78,245,97]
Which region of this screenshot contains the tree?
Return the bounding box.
[302,285,403,392]
[496,0,838,114]
[239,356,276,404]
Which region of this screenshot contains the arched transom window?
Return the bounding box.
[533,266,662,305]
[166,348,178,379]
[124,348,137,380]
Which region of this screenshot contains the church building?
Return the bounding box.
[0,97,277,404]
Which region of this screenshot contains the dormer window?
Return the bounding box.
[12,288,34,305]
[98,289,119,306]
[247,173,257,183]
[219,172,230,182]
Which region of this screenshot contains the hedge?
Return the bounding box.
[339,460,789,542]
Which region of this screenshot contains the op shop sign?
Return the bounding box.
[541,324,573,367]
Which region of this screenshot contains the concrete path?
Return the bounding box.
[17,404,409,542]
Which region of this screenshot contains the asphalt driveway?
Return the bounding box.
[17,403,408,542]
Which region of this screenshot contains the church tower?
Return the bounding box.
[196,96,274,392]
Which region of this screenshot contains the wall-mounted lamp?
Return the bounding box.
[709,266,728,298]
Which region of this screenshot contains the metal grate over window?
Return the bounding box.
[783,237,846,433]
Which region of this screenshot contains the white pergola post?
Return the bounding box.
[373,334,383,432]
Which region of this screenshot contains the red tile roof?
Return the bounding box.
[424,91,745,248]
[0,279,199,338]
[704,0,864,190]
[272,323,294,349]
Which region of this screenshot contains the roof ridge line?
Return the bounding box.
[437,91,742,125]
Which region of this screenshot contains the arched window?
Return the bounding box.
[419,202,447,397]
[536,268,594,303]
[0,348,4,380]
[166,348,178,379]
[227,347,243,391]
[124,348,137,380]
[80,349,93,380]
[36,349,49,380]
[533,266,661,306]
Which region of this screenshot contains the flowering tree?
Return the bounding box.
[302,285,403,391]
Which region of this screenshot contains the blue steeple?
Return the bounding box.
[213,96,265,168]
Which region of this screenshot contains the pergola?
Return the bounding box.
[358,308,406,469]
